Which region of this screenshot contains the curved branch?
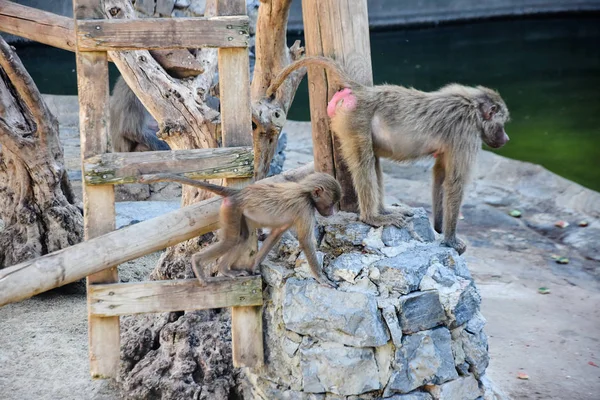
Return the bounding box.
[250,0,306,180]
[0,37,54,132]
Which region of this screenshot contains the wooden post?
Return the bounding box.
[301,0,373,212]
[217,0,264,369]
[73,0,120,379]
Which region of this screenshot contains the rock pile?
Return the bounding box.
[243,209,504,400]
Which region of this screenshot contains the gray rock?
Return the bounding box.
[321,213,371,248]
[386,328,458,395]
[300,342,380,395]
[283,279,389,347]
[479,374,511,400]
[452,283,481,328]
[261,261,295,287]
[386,392,433,400]
[465,312,487,334]
[382,225,412,246]
[363,227,387,250]
[381,306,403,347]
[373,245,454,295]
[461,329,489,377]
[327,253,366,283]
[419,264,480,328]
[411,208,436,242]
[425,374,481,400]
[397,290,446,334]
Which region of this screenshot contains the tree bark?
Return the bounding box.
[0,37,83,268]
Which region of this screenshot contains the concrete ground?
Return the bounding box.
[0,97,599,400]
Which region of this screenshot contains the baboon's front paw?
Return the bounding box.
[442,237,467,255]
[362,211,410,228]
[390,204,415,217]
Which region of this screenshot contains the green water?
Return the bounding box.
[10,15,600,191]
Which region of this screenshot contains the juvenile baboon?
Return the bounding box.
[140,173,342,287]
[267,56,510,254]
[109,77,170,152]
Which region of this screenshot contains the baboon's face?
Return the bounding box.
[477,88,510,149]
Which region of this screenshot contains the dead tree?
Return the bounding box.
[0,37,83,268]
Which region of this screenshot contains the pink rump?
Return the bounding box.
[327,88,357,118]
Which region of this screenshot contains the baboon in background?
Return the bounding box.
[140,172,342,287]
[109,77,170,152]
[267,56,510,255]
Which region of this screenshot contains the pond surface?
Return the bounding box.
[11,15,600,191]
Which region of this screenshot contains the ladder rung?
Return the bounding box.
[88,276,262,316]
[83,146,253,185]
[76,16,249,51]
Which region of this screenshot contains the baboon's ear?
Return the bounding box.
[312,186,323,198]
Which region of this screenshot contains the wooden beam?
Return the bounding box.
[301,0,373,212]
[0,0,75,52]
[83,146,253,185]
[76,16,250,51]
[217,0,263,370]
[73,0,119,379]
[89,276,262,317]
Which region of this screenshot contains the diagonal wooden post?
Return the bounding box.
[216,0,264,368]
[72,0,120,379]
[301,0,373,212]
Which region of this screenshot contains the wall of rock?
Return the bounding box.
[242,210,505,400]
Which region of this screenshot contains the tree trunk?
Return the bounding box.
[0,37,83,269]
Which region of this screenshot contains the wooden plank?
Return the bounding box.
[73,0,119,379]
[217,0,263,370]
[0,0,75,52]
[83,146,253,185]
[89,276,262,316]
[301,0,373,213]
[76,16,249,51]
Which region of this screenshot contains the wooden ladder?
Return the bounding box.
[72,0,262,378]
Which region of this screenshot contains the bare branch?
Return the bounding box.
[250,0,306,180]
[0,37,54,131]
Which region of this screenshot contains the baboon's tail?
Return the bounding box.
[266,56,354,98]
[139,174,238,197]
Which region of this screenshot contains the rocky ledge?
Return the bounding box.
[243,210,506,400]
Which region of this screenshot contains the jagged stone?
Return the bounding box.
[283,279,390,347]
[411,208,436,242]
[321,213,371,248]
[425,374,481,400]
[479,374,510,400]
[386,392,433,400]
[373,245,455,295]
[300,341,380,396]
[396,290,446,334]
[326,253,367,283]
[382,225,412,246]
[420,263,481,328]
[363,227,386,250]
[466,312,487,334]
[379,305,402,346]
[386,328,458,395]
[461,329,489,377]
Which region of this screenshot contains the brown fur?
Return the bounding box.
[268,56,511,254]
[139,173,342,286]
[109,77,170,152]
